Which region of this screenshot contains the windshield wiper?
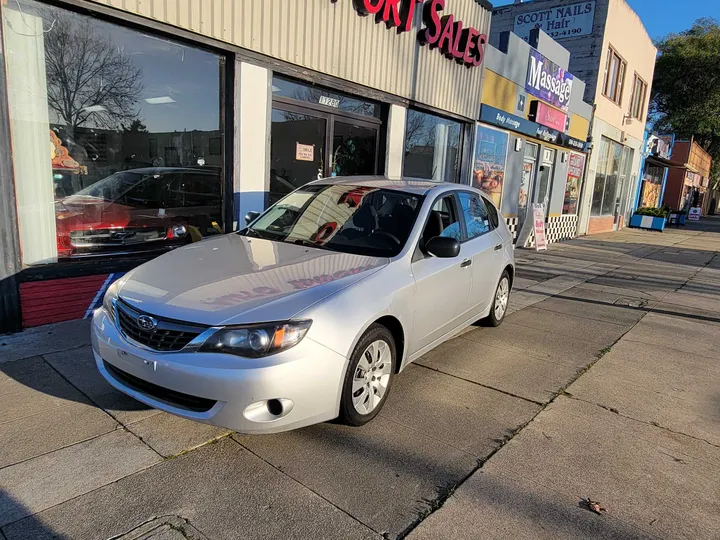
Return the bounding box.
[242,228,274,240]
[291,239,330,251]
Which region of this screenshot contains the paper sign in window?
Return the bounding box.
[296,143,314,161]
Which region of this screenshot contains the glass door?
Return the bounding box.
[516,142,538,240]
[331,120,379,177]
[534,148,555,219]
[270,107,327,206]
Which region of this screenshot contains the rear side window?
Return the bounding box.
[482,196,500,228]
[458,192,490,240]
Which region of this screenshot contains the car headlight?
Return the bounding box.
[102,277,127,322]
[199,320,312,358]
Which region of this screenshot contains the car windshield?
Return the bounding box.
[243,184,423,257]
[70,171,152,203]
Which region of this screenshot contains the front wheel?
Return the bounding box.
[484,271,511,327]
[339,324,396,426]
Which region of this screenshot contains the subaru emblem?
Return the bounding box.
[136,315,158,330]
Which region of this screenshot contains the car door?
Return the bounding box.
[410,192,473,354]
[456,191,505,316]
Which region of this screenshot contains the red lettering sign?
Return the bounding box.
[342,0,486,68]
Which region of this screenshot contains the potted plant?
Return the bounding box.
[629,207,669,232]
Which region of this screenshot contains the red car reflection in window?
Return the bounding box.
[54,167,222,258]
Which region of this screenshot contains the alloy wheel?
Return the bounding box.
[494,277,509,320]
[352,339,392,415]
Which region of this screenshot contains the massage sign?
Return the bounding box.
[340,0,488,68]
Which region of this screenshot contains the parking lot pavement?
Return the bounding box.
[1,218,719,539]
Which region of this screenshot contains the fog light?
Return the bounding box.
[266,399,283,416]
[171,224,187,238]
[243,399,294,422]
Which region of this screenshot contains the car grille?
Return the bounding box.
[116,299,206,352]
[70,227,168,248]
[104,361,216,413]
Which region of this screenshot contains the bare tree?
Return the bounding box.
[43,13,143,130]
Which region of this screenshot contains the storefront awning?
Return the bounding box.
[645,155,675,168]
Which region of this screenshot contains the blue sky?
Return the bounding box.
[626,0,719,39]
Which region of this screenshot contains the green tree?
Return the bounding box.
[651,18,720,188]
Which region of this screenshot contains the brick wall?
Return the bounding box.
[587,216,615,234]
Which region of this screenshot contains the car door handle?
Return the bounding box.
[460,258,472,268]
[494,244,503,251]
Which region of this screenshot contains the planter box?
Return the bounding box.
[630,213,666,231]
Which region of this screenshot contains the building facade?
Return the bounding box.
[662,139,713,214]
[491,0,657,235]
[0,0,493,333]
[634,131,674,210]
[476,29,593,246]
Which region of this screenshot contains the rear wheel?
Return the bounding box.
[484,271,511,327]
[339,324,396,426]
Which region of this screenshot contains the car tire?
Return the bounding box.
[339,324,396,426]
[484,271,511,327]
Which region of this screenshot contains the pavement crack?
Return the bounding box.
[413,363,544,406]
[229,437,383,538]
[565,395,720,450]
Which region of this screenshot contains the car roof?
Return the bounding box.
[308,175,461,196]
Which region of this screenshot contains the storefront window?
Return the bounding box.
[403,109,462,183]
[591,137,632,216]
[3,1,225,265]
[471,125,508,208]
[563,153,585,214]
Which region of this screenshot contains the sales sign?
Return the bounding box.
[526,50,573,111]
[688,207,701,221]
[342,0,488,68]
[513,1,595,42]
[532,203,548,251]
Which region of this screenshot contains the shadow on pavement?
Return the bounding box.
[0,489,61,540]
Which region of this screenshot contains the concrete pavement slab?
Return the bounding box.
[2,438,378,540]
[649,302,720,328]
[0,357,87,424]
[659,290,720,313]
[234,416,478,538]
[410,396,720,540]
[528,295,647,326]
[567,339,720,446]
[407,469,657,540]
[620,311,720,359]
[416,337,584,403]
[381,364,540,455]
[0,429,160,527]
[505,306,630,346]
[127,412,230,457]
[462,321,606,366]
[0,398,116,469]
[41,345,112,400]
[0,320,91,364]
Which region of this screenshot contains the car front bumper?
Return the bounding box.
[91,307,349,434]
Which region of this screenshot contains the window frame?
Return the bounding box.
[455,190,494,243]
[413,191,463,261]
[5,0,233,281]
[629,73,648,120]
[602,46,627,106]
[402,107,467,184]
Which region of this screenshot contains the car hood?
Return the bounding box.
[118,234,387,326]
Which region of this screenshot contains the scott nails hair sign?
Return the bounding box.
[513,1,595,42]
[344,0,487,68]
[525,50,573,112]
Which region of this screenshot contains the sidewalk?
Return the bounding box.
[1,218,719,539]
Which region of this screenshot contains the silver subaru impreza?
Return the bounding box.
[92,177,514,433]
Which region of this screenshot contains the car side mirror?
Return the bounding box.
[425,236,460,258]
[245,211,260,225]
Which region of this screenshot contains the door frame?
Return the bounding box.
[272,97,383,178]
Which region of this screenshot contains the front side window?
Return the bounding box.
[246,185,422,257]
[3,0,224,264]
[591,138,632,216]
[458,192,490,240]
[403,110,463,183]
